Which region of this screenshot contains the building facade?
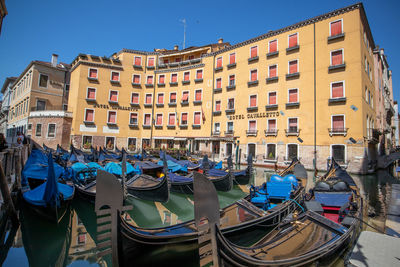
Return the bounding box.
[0,76,16,137]
[6,54,71,148]
[68,3,384,174]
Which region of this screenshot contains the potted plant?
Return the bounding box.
[128,144,136,151]
[83,142,91,149]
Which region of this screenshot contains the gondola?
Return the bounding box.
[22,152,75,223]
[112,158,306,265]
[202,158,362,267]
[71,162,104,203]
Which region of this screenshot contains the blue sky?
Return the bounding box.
[0,0,399,102]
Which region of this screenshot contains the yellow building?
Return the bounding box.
[69,3,379,174]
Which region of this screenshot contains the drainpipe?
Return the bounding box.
[149,54,157,148]
[313,21,317,183]
[210,54,216,156]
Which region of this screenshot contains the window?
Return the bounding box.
[163,59,169,64]
[331,50,343,66]
[228,98,235,109]
[36,99,46,111]
[88,68,98,79]
[170,92,177,103]
[27,124,32,130]
[196,69,203,79]
[249,120,256,131]
[105,137,115,150]
[287,144,298,160]
[288,118,298,132]
[132,74,140,84]
[266,144,276,160]
[216,57,222,68]
[194,112,201,125]
[269,40,278,53]
[175,58,181,63]
[157,93,164,104]
[330,20,342,36]
[181,113,188,125]
[250,46,258,58]
[147,57,155,67]
[131,93,139,104]
[332,115,345,131]
[269,65,277,78]
[77,233,86,245]
[188,55,195,60]
[226,143,233,157]
[111,71,120,81]
[229,53,236,64]
[214,122,220,133]
[288,89,298,103]
[129,113,138,125]
[159,74,165,84]
[288,33,298,48]
[36,124,42,137]
[87,88,96,100]
[145,94,152,104]
[156,114,163,126]
[146,75,154,85]
[267,119,276,130]
[107,111,117,124]
[46,124,56,138]
[84,109,94,122]
[143,114,151,125]
[229,75,235,86]
[39,74,48,88]
[184,71,190,81]
[332,145,345,164]
[171,73,178,83]
[82,136,92,148]
[216,78,222,89]
[268,92,277,105]
[127,138,137,151]
[215,100,221,111]
[109,90,118,102]
[249,95,257,107]
[195,90,202,101]
[250,69,258,81]
[331,81,344,98]
[134,56,142,66]
[288,60,298,74]
[182,91,189,102]
[227,121,234,133]
[168,113,176,125]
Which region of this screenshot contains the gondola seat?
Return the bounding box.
[304,200,324,214]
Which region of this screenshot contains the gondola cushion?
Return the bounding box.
[314,192,352,207]
[23,182,74,207]
[305,201,324,214]
[267,182,293,200]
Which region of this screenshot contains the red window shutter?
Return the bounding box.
[135,57,141,66]
[89,69,97,78]
[195,91,202,101]
[182,113,187,122]
[230,54,235,64]
[131,113,137,120]
[269,40,277,52]
[289,61,298,74]
[289,89,298,102]
[332,116,344,129]
[110,91,118,101]
[158,94,164,104]
[188,55,194,60]
[170,93,176,101]
[194,113,200,124]
[331,20,342,36]
[268,120,276,129]
[196,70,203,79]
[85,110,94,121]
[112,72,119,81]
[175,58,181,62]
[159,75,165,84]
[331,50,343,66]
[230,75,235,82]
[216,78,222,88]
[289,34,297,48]
[146,95,152,104]
[145,115,150,125]
[251,70,257,81]
[269,65,277,77]
[171,74,177,82]
[147,76,153,84]
[216,57,222,68]
[134,75,140,84]
[169,114,175,125]
[157,114,162,125]
[131,93,138,103]
[108,112,116,123]
[332,82,344,98]
[251,47,257,58]
[216,101,221,111]
[182,92,188,101]
[164,59,169,64]
[250,95,257,107]
[289,118,297,127]
[184,72,189,81]
[87,88,96,99]
[148,58,154,66]
[269,92,277,105]
[249,121,256,130]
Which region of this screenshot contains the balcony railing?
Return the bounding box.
[285,128,300,136]
[328,128,349,136]
[366,128,380,144]
[212,131,221,136]
[30,105,65,112]
[265,129,278,136]
[246,130,258,137]
[224,130,234,136]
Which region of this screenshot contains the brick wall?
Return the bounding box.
[27,116,71,149]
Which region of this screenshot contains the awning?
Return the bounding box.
[153,137,174,140]
[174,137,187,141]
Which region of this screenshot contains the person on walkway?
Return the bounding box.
[16,132,24,147]
[0,133,7,151]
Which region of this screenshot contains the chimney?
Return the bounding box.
[51,54,58,67]
[174,45,179,50]
[218,38,223,44]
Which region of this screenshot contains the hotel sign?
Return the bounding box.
[91,103,138,111]
[228,111,279,120]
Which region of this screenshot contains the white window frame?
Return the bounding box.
[265,143,277,160]
[268,64,278,78]
[330,144,347,164]
[157,93,164,104]
[47,123,56,138]
[143,113,152,126]
[250,45,258,58]
[287,117,299,130]
[249,69,258,81]
[268,39,278,53]
[249,94,258,107]
[146,75,154,84]
[227,121,234,132]
[131,92,140,104]
[36,123,42,137]
[229,74,235,86]
[247,143,257,159]
[168,112,176,126]
[329,19,343,36]
[248,120,257,131]
[287,32,299,47]
[109,90,119,102]
[330,49,344,66]
[38,73,49,88]
[110,71,120,82]
[107,110,117,124]
[267,119,277,130]
[268,91,278,105]
[170,73,178,83]
[129,112,138,125]
[183,71,190,81]
[127,137,137,150]
[286,143,299,160]
[288,59,299,74]
[288,88,299,103]
[214,122,220,132]
[86,87,97,100]
[193,111,202,125]
[105,136,116,150]
[330,81,346,99]
[132,74,141,84]
[84,108,95,122]
[181,112,188,125]
[147,57,155,67]
[158,74,166,84]
[82,135,93,147]
[155,113,163,126]
[134,56,142,66]
[227,98,235,109]
[194,89,203,101]
[88,68,98,79]
[144,93,153,104]
[331,114,346,129]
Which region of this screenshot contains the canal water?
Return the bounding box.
[1,167,399,267]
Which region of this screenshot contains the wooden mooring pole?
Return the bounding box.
[0,163,19,227]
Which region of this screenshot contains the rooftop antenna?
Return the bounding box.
[180,18,187,49]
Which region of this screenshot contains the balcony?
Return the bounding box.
[157,82,165,87]
[226,84,236,90]
[142,124,151,129]
[192,124,201,129]
[84,120,95,125]
[328,97,346,104]
[225,108,235,114]
[131,82,141,87]
[214,66,223,71]
[107,121,117,126]
[158,64,167,69]
[227,63,236,68]
[328,128,349,137]
[145,83,154,88]
[87,77,98,82]
[146,65,155,70]
[169,62,179,67]
[190,58,201,64]
[194,78,203,83]
[265,129,278,137]
[180,60,190,66]
[213,111,221,116]
[167,125,176,129]
[168,102,177,107]
[193,100,202,105]
[143,103,152,108]
[247,106,258,112]
[328,63,346,71]
[169,82,178,86]
[286,72,300,79]
[182,80,190,85]
[248,56,259,63]
[212,131,221,136]
[180,100,189,106]
[246,130,258,137]
[286,45,299,52]
[224,130,234,136]
[285,128,300,137]
[266,76,278,83]
[108,100,118,105]
[266,51,279,57]
[265,104,278,110]
[155,124,163,129]
[130,102,140,107]
[110,79,120,84]
[327,32,345,42]
[213,87,222,93]
[366,128,380,144]
[85,97,96,102]
[156,103,164,107]
[129,123,139,128]
[133,64,143,69]
[248,80,259,86]
[179,124,188,129]
[286,102,300,108]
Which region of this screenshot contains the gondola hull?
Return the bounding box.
[170,180,194,194]
[74,183,96,203]
[208,172,232,192]
[126,174,169,202]
[232,169,251,185]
